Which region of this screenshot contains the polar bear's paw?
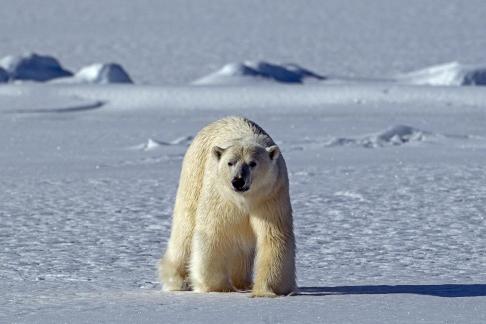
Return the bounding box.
[250,289,278,298]
[161,275,189,292]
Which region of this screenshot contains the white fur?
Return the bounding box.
[159,116,296,297]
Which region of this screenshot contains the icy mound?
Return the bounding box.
[0,53,72,82]
[0,67,8,83]
[398,62,486,86]
[74,63,133,84]
[326,125,431,148]
[134,136,193,151]
[193,61,325,85]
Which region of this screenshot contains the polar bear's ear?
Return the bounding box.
[212,146,225,160]
[266,145,280,161]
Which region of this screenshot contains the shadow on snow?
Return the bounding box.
[298,284,486,298]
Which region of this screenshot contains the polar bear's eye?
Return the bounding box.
[249,161,257,168]
[228,161,235,166]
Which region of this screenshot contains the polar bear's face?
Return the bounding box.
[212,144,280,195]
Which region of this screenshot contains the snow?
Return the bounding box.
[54,63,134,84]
[0,67,8,82]
[0,53,133,84]
[0,53,72,82]
[2,0,486,85]
[2,0,486,323]
[1,83,486,323]
[398,62,486,86]
[325,125,431,148]
[193,61,324,85]
[133,136,194,151]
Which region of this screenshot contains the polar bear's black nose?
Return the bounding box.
[232,177,246,191]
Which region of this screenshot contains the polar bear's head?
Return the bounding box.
[212,143,280,197]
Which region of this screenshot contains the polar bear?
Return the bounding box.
[159,116,296,297]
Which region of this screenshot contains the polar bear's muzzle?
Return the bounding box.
[231,165,250,192]
[232,176,249,192]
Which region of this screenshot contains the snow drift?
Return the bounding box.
[73,63,133,84]
[193,61,325,85]
[0,67,8,83]
[0,53,133,84]
[0,53,73,82]
[397,62,486,86]
[326,125,431,148]
[52,63,133,84]
[134,136,194,151]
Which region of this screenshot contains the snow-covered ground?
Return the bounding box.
[1,1,486,323]
[1,83,485,323]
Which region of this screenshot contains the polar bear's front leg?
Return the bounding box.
[159,212,193,291]
[229,249,254,291]
[250,212,296,297]
[159,252,189,291]
[190,230,233,292]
